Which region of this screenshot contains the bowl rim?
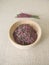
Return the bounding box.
[8,20,42,48]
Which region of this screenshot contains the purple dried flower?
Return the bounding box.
[13,24,37,45]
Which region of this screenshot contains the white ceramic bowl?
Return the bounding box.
[8,20,41,49]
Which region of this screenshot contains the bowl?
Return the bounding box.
[8,20,41,49]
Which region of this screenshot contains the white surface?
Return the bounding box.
[0,0,49,65]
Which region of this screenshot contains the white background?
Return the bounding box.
[0,0,49,65]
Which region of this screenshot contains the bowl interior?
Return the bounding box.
[9,20,41,46]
